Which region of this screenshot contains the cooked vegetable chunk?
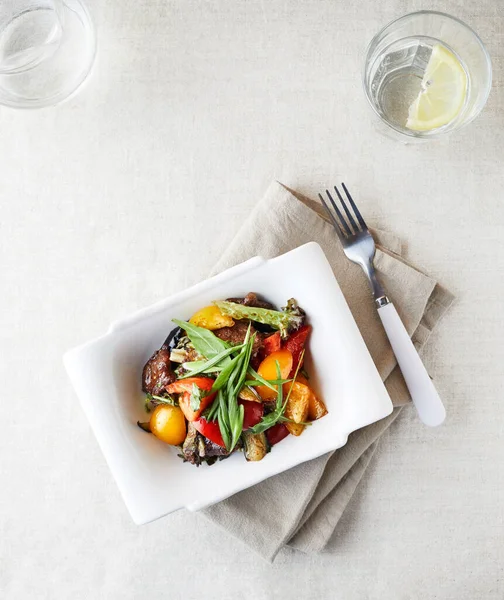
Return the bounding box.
[243,431,269,461]
[149,405,186,445]
[284,382,310,424]
[189,305,235,330]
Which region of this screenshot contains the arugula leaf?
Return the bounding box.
[173,319,230,360]
[214,300,303,338]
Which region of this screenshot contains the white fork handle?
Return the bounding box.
[378,303,446,427]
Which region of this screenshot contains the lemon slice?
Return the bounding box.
[406,44,467,131]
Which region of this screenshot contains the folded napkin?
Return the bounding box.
[201,182,454,561]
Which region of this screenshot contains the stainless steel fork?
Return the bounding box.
[320,183,446,427]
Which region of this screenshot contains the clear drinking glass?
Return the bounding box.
[0,0,96,108]
[363,11,492,139]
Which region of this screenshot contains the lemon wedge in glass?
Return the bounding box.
[406,44,467,131]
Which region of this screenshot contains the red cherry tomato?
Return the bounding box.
[193,417,226,447]
[266,423,290,446]
[240,400,264,430]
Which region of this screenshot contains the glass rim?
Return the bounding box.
[0,0,97,110]
[362,10,493,139]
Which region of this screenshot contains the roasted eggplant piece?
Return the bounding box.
[142,345,177,395]
[181,423,232,466]
[214,320,264,357]
[164,326,182,350]
[242,431,269,462]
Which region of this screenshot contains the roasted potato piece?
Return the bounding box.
[238,386,262,403]
[285,422,305,436]
[189,305,234,330]
[308,391,328,420]
[284,382,310,424]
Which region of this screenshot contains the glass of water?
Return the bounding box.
[363,11,492,139]
[0,0,95,108]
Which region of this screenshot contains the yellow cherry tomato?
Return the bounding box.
[256,349,293,400]
[189,305,234,330]
[149,405,186,445]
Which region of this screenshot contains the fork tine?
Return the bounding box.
[341,182,368,231]
[325,189,352,236]
[334,184,359,233]
[318,193,346,240]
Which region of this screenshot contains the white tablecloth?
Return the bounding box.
[1,1,503,598]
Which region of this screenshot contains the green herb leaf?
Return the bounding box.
[211,353,244,392]
[179,343,244,378]
[205,390,221,421]
[249,412,280,434]
[282,349,305,411]
[173,319,230,360]
[246,367,277,391]
[217,390,232,450]
[145,393,177,412]
[231,402,245,450]
[279,416,312,426]
[244,378,291,387]
[189,384,207,412]
[234,331,255,397]
[249,353,306,435]
[214,300,303,338]
[180,361,225,375]
[210,327,254,452]
[275,361,283,411]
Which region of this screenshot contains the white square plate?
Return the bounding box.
[64,242,392,524]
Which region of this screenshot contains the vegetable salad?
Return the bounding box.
[138,293,327,466]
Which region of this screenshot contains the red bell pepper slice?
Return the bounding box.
[165,377,214,394]
[166,377,216,421]
[266,423,290,446]
[283,325,311,377]
[193,417,226,447]
[240,400,264,430]
[263,331,281,355]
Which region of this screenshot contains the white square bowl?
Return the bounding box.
[64,242,392,524]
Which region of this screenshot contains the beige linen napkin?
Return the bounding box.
[201,181,454,561]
